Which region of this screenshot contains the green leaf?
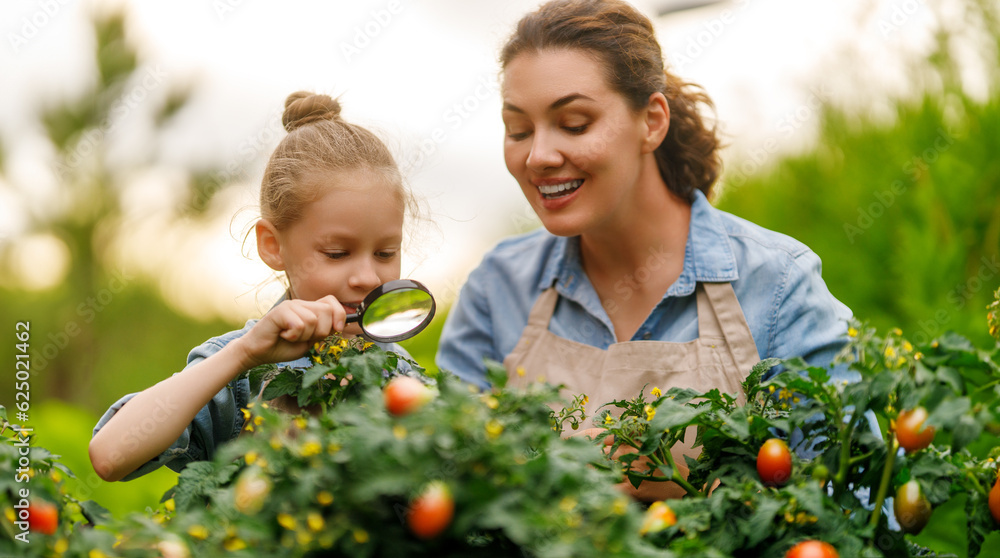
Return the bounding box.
[302,363,334,389]
[260,369,301,400]
[743,358,781,397]
[485,359,508,389]
[78,499,111,525]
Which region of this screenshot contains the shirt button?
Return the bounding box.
[642,332,651,340]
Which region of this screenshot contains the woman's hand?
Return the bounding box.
[233,295,346,368]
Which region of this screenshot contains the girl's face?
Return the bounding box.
[501,48,658,237]
[273,168,404,336]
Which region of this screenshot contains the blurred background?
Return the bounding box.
[1,0,997,553]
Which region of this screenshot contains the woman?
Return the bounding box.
[436,0,853,498]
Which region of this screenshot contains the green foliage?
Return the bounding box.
[715,75,1000,349]
[597,309,1000,557]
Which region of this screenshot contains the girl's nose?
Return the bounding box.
[348,257,382,292]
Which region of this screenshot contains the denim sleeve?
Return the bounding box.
[91,343,251,481]
[767,249,854,383]
[436,264,498,389]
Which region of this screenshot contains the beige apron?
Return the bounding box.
[503,281,760,499]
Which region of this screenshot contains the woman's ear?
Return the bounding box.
[641,91,670,154]
[255,219,285,271]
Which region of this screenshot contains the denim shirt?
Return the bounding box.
[437,190,854,388]
[93,309,412,481]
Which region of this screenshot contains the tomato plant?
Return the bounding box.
[384,375,433,416]
[26,500,58,536]
[894,480,932,534]
[757,438,793,487]
[786,540,839,558]
[407,481,454,539]
[894,407,935,454]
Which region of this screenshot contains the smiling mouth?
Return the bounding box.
[537,179,583,199]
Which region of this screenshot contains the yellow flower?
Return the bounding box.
[53,538,69,554]
[294,417,308,430]
[884,346,896,358]
[353,529,370,544]
[896,356,907,367]
[611,498,628,516]
[847,326,858,338]
[254,416,264,426]
[482,395,499,409]
[307,512,325,532]
[245,451,258,466]
[891,327,903,336]
[270,437,283,450]
[187,525,210,540]
[327,442,342,454]
[651,387,662,398]
[486,420,504,440]
[277,513,297,530]
[317,491,334,506]
[164,498,175,512]
[903,341,913,352]
[393,425,408,440]
[644,405,656,421]
[224,538,247,551]
[914,352,924,361]
[89,550,109,558]
[4,508,15,523]
[241,408,252,422]
[768,385,776,394]
[604,414,615,426]
[516,366,526,377]
[300,441,322,457]
[559,497,577,512]
[581,395,589,406]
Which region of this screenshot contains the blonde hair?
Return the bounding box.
[260,91,406,230]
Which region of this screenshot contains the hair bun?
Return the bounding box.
[282,91,342,132]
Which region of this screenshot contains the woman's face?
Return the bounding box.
[501,48,654,237]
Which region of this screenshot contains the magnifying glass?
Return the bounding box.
[344,279,436,343]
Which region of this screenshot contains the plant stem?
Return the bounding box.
[833,411,855,500]
[868,435,898,529]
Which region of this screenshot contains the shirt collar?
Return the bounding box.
[538,189,738,298]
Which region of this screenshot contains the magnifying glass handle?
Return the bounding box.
[345,312,361,324]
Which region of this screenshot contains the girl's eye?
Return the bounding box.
[324,251,348,260]
[564,124,589,134]
[506,130,530,141]
[375,250,398,261]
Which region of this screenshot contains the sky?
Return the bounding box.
[0,0,945,323]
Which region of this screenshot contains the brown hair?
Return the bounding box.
[260,91,405,230]
[500,0,721,201]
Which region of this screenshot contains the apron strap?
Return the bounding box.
[700,282,761,372]
[526,287,560,328]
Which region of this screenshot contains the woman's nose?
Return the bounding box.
[525,130,564,171]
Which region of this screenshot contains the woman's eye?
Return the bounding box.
[506,130,530,141]
[324,251,348,260]
[564,124,589,134]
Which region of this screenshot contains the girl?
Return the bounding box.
[436,0,855,499]
[90,91,414,482]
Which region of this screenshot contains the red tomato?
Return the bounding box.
[989,477,1000,524]
[757,438,793,487]
[786,540,839,558]
[894,480,932,534]
[27,500,58,535]
[384,376,433,417]
[407,481,454,539]
[895,407,935,454]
